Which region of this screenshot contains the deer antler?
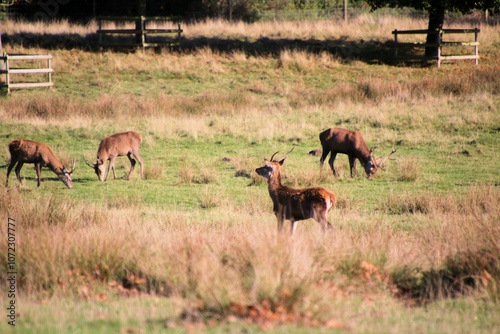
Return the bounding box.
[273,148,295,162]
[377,144,398,169]
[370,145,379,154]
[67,159,77,174]
[270,148,295,162]
[83,156,96,168]
[270,151,280,162]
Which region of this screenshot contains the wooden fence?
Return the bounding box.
[97,16,183,51]
[0,54,54,94]
[392,28,480,67]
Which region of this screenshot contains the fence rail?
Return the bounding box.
[0,54,54,94]
[97,16,183,51]
[392,28,480,67]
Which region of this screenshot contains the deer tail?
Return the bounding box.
[326,192,337,212]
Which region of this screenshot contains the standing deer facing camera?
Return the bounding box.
[84,131,144,181]
[319,128,397,180]
[256,148,337,234]
[5,139,75,189]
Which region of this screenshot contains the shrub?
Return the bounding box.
[144,163,164,180]
[396,157,421,182]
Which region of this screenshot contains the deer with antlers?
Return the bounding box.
[319,128,397,180]
[5,139,75,189]
[84,131,144,182]
[256,148,337,234]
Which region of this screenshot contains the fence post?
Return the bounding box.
[48,57,52,87]
[98,18,103,51]
[5,56,10,94]
[135,16,146,50]
[394,30,398,58]
[474,28,479,66]
[437,30,442,68]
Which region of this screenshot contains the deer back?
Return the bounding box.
[97,131,142,163]
[9,139,63,169]
[276,185,336,221]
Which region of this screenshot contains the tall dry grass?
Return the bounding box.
[3,13,498,43]
[0,183,498,313]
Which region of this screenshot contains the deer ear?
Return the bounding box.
[279,158,286,166]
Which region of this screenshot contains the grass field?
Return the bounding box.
[0,13,499,333]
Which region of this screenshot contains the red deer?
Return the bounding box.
[256,148,337,234]
[5,139,75,189]
[84,131,144,181]
[319,128,397,180]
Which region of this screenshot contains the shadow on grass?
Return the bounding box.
[393,248,500,305]
[0,32,424,66]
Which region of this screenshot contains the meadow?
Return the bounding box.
[0,12,499,333]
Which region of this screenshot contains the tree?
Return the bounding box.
[366,0,500,56]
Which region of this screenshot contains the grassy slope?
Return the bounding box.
[0,14,499,333]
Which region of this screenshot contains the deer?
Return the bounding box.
[84,131,144,182]
[5,139,75,189]
[255,148,337,234]
[319,128,397,180]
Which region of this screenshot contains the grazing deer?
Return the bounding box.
[256,148,337,234]
[84,131,144,181]
[5,139,75,189]
[319,128,397,180]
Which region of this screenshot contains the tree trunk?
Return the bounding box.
[136,0,146,45]
[425,2,445,57]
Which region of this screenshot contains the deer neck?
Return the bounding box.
[357,145,372,165]
[46,160,64,175]
[267,170,284,199]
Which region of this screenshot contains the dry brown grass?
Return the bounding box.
[1,183,497,299]
[395,157,421,182]
[3,13,498,44]
[144,163,164,180]
[0,179,498,332]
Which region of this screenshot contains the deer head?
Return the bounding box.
[58,160,76,189]
[255,148,294,180]
[364,145,379,180]
[84,156,106,181]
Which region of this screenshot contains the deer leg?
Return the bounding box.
[328,152,338,177]
[318,216,333,232]
[14,162,24,185]
[112,165,118,180]
[348,155,357,178]
[126,153,136,180]
[314,205,333,232]
[129,150,144,180]
[319,149,330,175]
[276,217,285,231]
[290,220,297,235]
[34,163,42,187]
[275,207,285,232]
[105,157,117,182]
[133,151,144,180]
[5,161,17,186]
